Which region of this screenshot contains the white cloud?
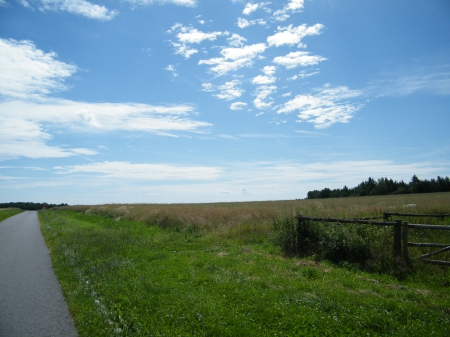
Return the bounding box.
[123,0,196,6]
[1,0,9,6]
[37,0,118,20]
[273,0,304,21]
[0,100,211,159]
[230,102,247,110]
[252,75,276,85]
[166,64,178,77]
[169,24,224,44]
[273,51,326,69]
[267,24,324,47]
[253,85,277,109]
[169,42,198,58]
[263,65,276,76]
[214,80,244,101]
[54,161,221,180]
[243,3,258,15]
[228,34,247,47]
[201,83,214,92]
[199,43,267,76]
[288,70,320,81]
[168,24,225,59]
[277,85,363,128]
[237,17,266,28]
[0,117,97,160]
[0,38,77,100]
[2,100,211,132]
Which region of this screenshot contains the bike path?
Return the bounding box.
[0,211,77,336]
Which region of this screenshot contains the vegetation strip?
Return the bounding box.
[39,194,450,336]
[0,208,24,222]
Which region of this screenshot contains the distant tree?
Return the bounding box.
[305,175,450,199]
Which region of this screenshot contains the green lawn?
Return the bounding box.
[39,208,449,336]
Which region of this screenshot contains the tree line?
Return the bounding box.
[307,175,450,199]
[0,202,68,210]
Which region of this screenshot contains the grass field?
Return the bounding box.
[0,208,24,222]
[40,193,450,336]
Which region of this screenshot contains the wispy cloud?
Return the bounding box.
[237,17,267,29]
[242,2,271,15]
[123,0,197,7]
[201,80,245,101]
[230,102,247,110]
[199,43,267,76]
[267,24,324,47]
[253,85,277,109]
[54,161,221,180]
[273,51,326,69]
[273,0,304,21]
[168,23,226,58]
[0,38,77,100]
[214,80,245,100]
[34,0,118,20]
[0,117,97,160]
[369,64,450,97]
[277,85,363,128]
[0,100,211,159]
[166,64,179,77]
[227,34,247,47]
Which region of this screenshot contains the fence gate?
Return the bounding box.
[384,212,450,266]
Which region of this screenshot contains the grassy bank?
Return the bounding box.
[41,193,450,336]
[0,208,24,222]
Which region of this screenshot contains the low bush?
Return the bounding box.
[273,218,387,269]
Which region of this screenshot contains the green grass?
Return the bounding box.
[39,195,450,336]
[0,208,24,221]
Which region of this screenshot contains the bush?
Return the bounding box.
[273,218,374,267]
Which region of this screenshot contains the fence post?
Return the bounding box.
[402,221,409,263]
[297,216,303,255]
[393,219,402,258]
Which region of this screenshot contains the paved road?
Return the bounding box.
[0,211,77,337]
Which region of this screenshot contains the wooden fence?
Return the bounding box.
[383,212,450,266]
[296,213,450,266]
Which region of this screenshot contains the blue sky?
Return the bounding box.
[1,0,449,204]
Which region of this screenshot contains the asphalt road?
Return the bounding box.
[0,211,77,337]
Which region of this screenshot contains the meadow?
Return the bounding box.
[39,193,450,336]
[0,208,24,222]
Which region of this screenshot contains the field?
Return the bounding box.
[0,208,24,222]
[39,193,450,336]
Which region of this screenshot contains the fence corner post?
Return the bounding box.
[393,219,402,258]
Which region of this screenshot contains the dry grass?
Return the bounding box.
[59,193,450,242]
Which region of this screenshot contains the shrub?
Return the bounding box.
[273,218,374,267]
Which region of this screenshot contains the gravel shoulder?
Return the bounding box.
[0,211,77,337]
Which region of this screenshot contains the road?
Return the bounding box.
[0,211,77,336]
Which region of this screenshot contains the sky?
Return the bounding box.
[1,0,450,204]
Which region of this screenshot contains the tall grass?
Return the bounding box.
[62,193,450,233]
[61,193,450,268]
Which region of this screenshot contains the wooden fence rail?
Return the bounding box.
[296,213,450,267]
